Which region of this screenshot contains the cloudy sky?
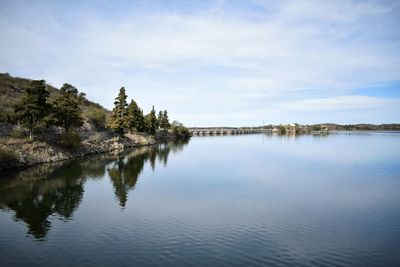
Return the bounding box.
[0,0,399,126]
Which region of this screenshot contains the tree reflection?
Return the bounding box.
[4,178,84,239]
[108,139,189,208]
[0,154,115,240]
[0,139,189,239]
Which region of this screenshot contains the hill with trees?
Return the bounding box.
[308,123,400,131]
[1,73,190,139]
[0,73,109,133]
[0,73,190,171]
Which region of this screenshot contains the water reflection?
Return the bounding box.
[0,139,189,240]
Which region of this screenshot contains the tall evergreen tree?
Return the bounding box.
[13,80,51,139]
[157,111,163,129]
[107,87,128,136]
[125,99,145,132]
[52,86,83,132]
[161,110,170,129]
[144,106,157,134]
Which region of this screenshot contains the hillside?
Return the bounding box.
[0,73,110,132]
[310,123,400,131]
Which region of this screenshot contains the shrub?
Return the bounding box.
[277,125,286,135]
[0,148,19,164]
[11,128,26,139]
[171,121,191,138]
[310,125,322,131]
[0,112,7,122]
[60,131,82,150]
[87,108,106,129]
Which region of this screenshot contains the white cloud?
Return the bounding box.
[0,0,399,125]
[277,95,400,112]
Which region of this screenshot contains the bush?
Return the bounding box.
[310,125,322,131]
[0,112,7,122]
[277,125,286,135]
[87,108,106,129]
[0,148,19,164]
[60,131,82,149]
[11,128,26,139]
[171,121,191,138]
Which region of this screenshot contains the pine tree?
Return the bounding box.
[52,86,83,132]
[107,87,128,136]
[144,106,157,134]
[13,80,51,139]
[157,111,163,129]
[161,110,170,129]
[125,99,145,132]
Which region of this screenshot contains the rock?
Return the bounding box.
[0,132,161,172]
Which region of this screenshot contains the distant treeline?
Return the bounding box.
[310,123,400,131]
[257,123,400,131]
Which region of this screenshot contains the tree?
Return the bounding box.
[144,106,157,135]
[125,99,145,132]
[60,83,78,96]
[161,110,170,129]
[52,87,83,132]
[170,120,190,137]
[107,87,128,136]
[157,111,163,129]
[13,80,51,139]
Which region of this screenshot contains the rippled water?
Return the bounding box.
[1,132,400,267]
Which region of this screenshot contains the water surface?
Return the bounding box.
[1,133,400,267]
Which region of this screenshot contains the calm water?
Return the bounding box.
[1,133,400,267]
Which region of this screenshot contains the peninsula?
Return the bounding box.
[0,73,190,171]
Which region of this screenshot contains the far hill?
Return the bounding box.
[0,73,110,132]
[309,123,400,131]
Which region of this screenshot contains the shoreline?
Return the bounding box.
[0,131,184,173]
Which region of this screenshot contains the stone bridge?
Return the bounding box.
[189,127,271,136]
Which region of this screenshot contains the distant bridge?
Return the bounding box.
[189,127,271,136]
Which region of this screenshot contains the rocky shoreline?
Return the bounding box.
[0,132,162,172]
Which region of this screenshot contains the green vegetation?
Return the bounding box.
[52,83,84,132]
[171,121,191,137]
[160,110,170,129]
[0,73,110,129]
[10,80,85,140]
[156,110,170,129]
[60,131,82,149]
[13,80,52,139]
[86,106,107,130]
[1,73,189,140]
[0,148,19,163]
[276,125,287,135]
[306,123,400,131]
[107,88,189,136]
[0,73,36,121]
[125,99,145,132]
[309,124,322,131]
[157,111,163,129]
[144,106,158,135]
[107,87,128,136]
[10,127,26,139]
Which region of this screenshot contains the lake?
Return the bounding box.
[1,132,400,267]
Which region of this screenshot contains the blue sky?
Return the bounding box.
[0,0,399,126]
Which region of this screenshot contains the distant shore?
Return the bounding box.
[188,123,400,136]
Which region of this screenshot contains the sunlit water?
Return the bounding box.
[1,132,400,267]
